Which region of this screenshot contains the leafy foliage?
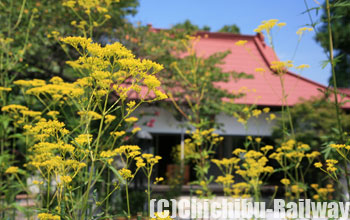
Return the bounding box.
[218,24,240,34]
[272,97,350,149]
[316,0,350,88]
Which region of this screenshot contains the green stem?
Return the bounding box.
[325,0,350,199]
[47,176,50,209]
[125,182,130,219]
[106,168,110,216]
[147,174,151,220]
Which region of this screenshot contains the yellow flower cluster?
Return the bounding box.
[212,157,240,168]
[330,144,348,149]
[261,145,274,154]
[254,19,286,34]
[5,166,19,174]
[185,128,223,149]
[22,77,85,101]
[154,177,164,184]
[296,27,313,37]
[235,40,247,46]
[234,106,276,127]
[0,86,11,92]
[131,127,141,133]
[100,145,141,161]
[2,104,28,113]
[291,184,304,194]
[60,36,167,102]
[104,114,116,124]
[14,79,46,87]
[151,212,173,220]
[269,140,315,165]
[270,60,293,74]
[311,184,334,201]
[24,119,88,200]
[215,174,234,185]
[142,153,162,165]
[232,182,251,198]
[78,111,102,120]
[74,134,92,146]
[280,178,290,185]
[37,213,60,220]
[295,64,310,70]
[125,117,138,123]
[118,168,134,180]
[326,159,338,172]
[110,131,126,138]
[47,111,60,119]
[62,0,119,17]
[255,67,266,73]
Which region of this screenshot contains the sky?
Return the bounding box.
[128,0,331,86]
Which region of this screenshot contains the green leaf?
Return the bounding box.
[107,164,125,185]
[321,60,330,69]
[12,203,27,214]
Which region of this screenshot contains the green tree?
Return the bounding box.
[272,97,350,149]
[315,0,350,88]
[0,0,139,82]
[218,24,240,34]
[172,19,211,33]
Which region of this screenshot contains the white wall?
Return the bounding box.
[133,106,275,136]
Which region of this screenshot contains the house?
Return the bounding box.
[130,29,350,184]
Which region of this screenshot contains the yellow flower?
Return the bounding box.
[135,157,146,168]
[5,166,19,174]
[151,212,174,220]
[254,19,281,33]
[330,144,346,149]
[37,213,61,220]
[195,190,203,195]
[306,151,320,158]
[110,131,125,138]
[261,145,273,153]
[100,150,117,158]
[104,114,116,124]
[47,111,60,118]
[235,40,247,46]
[74,134,92,146]
[313,194,320,200]
[21,110,42,117]
[255,137,261,143]
[296,27,313,37]
[60,175,72,184]
[132,127,141,133]
[277,22,286,28]
[255,67,266,73]
[125,117,138,123]
[78,111,102,120]
[33,180,44,185]
[291,184,304,193]
[252,109,262,118]
[154,177,164,184]
[2,104,28,113]
[143,75,161,89]
[280,178,290,185]
[118,168,134,180]
[314,162,322,168]
[295,64,310,70]
[263,107,270,113]
[233,148,246,155]
[0,87,12,92]
[270,60,293,72]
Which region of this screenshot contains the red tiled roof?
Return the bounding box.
[190,31,350,108]
[127,27,350,109]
